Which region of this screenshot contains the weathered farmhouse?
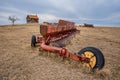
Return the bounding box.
[26,15,39,23]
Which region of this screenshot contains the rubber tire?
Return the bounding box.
[78,47,105,70]
[31,35,36,47]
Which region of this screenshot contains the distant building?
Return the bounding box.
[83,23,94,27]
[26,15,39,23]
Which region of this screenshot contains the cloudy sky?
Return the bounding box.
[0,0,120,26]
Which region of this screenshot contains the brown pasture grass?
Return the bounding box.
[0,24,120,80]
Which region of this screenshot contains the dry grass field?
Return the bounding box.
[0,24,120,80]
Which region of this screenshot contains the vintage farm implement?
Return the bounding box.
[31,20,105,72]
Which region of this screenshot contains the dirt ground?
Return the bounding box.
[0,24,120,80]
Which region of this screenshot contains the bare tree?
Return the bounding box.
[8,15,19,25]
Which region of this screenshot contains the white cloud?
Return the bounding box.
[0,5,30,24]
[47,0,76,13]
[37,13,60,23]
[78,11,120,22]
[0,0,120,26]
[105,12,120,22]
[24,0,76,13]
[0,6,28,15]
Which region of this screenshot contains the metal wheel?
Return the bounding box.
[31,35,36,47]
[78,47,105,71]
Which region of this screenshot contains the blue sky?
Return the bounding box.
[0,0,120,27]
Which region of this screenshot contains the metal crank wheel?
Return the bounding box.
[78,47,105,71]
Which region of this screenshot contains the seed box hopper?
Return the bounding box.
[31,20,105,72]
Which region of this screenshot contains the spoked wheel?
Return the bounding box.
[78,47,105,71]
[31,35,36,47]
